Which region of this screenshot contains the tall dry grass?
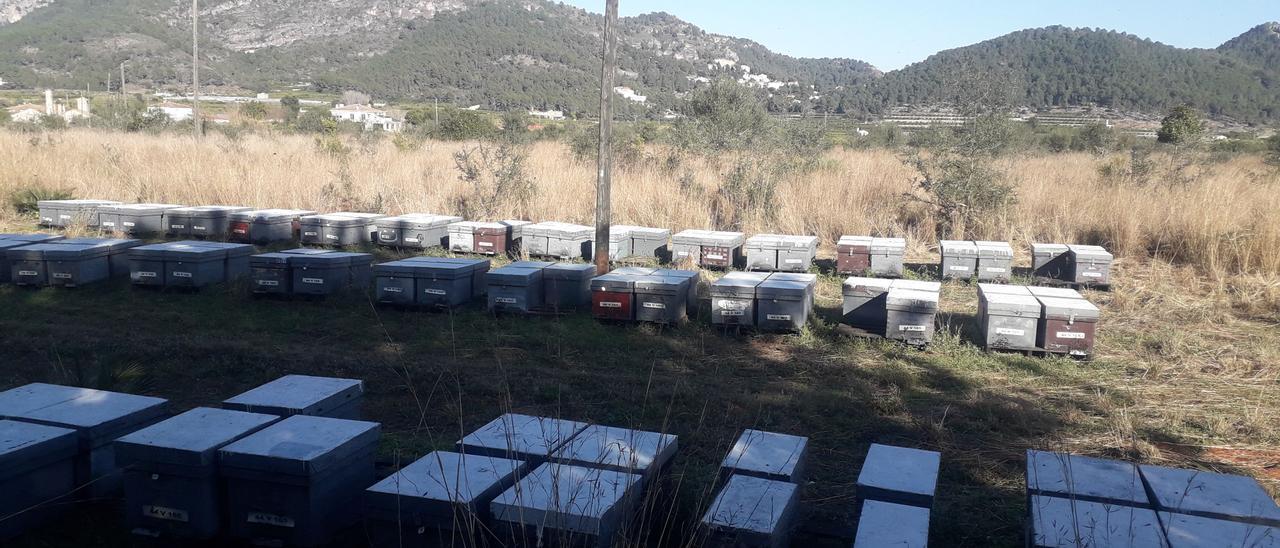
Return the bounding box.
[1,128,1278,276]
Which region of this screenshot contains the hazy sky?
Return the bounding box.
[561,0,1278,71]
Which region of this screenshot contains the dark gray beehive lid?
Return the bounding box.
[231,209,317,223]
[756,275,813,301]
[162,242,227,262]
[1025,450,1148,507]
[56,238,142,253]
[223,375,363,418]
[291,253,354,268]
[190,241,255,258]
[4,386,167,447]
[218,415,380,477]
[42,243,110,260]
[544,263,597,281]
[485,266,544,287]
[611,266,657,276]
[1139,464,1280,526]
[886,288,939,313]
[329,252,374,266]
[250,253,296,267]
[366,451,526,505]
[503,260,555,269]
[115,407,278,468]
[712,272,770,297]
[280,248,336,256]
[0,419,78,480]
[842,277,892,297]
[590,273,637,292]
[129,242,182,260]
[0,233,65,243]
[7,243,61,260]
[634,275,688,296]
[373,260,419,277]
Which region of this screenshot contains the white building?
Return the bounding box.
[613,86,646,103]
[7,103,44,123]
[330,104,403,132]
[528,109,565,121]
[148,101,194,122]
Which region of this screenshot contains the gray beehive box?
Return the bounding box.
[0,233,64,242]
[228,209,316,245]
[0,383,167,498]
[299,212,384,246]
[700,474,798,548]
[755,273,816,331]
[745,234,818,272]
[607,226,634,261]
[613,225,670,260]
[524,221,595,260]
[56,237,143,278]
[375,214,462,249]
[1028,286,1084,300]
[856,444,940,509]
[37,199,120,228]
[194,241,255,281]
[42,243,111,287]
[98,203,184,236]
[853,500,929,548]
[163,243,229,288]
[841,277,893,331]
[223,375,363,420]
[551,425,677,485]
[114,407,279,540]
[411,259,482,307]
[501,219,533,254]
[939,240,978,280]
[127,242,177,287]
[711,272,771,327]
[980,292,1040,351]
[673,229,746,269]
[447,221,484,253]
[421,257,491,298]
[634,274,691,324]
[976,283,1032,326]
[1028,496,1165,548]
[486,265,547,313]
[1160,511,1279,547]
[457,413,588,463]
[250,252,302,294]
[974,240,1014,282]
[1068,244,1114,286]
[886,288,939,345]
[364,451,527,539]
[0,240,32,284]
[653,268,700,317]
[491,462,641,548]
[1139,464,1280,526]
[290,253,360,296]
[373,260,419,306]
[7,243,60,286]
[1031,243,1071,280]
[720,429,808,484]
[544,263,597,310]
[219,415,380,547]
[317,250,376,290]
[0,420,78,541]
[163,206,253,239]
[1036,296,1099,356]
[1025,451,1149,507]
[869,237,907,277]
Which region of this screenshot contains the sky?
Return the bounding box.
[561,0,1278,71]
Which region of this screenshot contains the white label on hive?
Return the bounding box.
[995,327,1025,336]
[478,242,494,247]
[144,505,189,523]
[303,231,318,236]
[718,300,746,310]
[785,259,803,264]
[325,234,339,240]
[424,288,447,295]
[720,310,744,317]
[676,251,690,257]
[60,214,72,219]
[599,301,622,308]
[302,277,323,284]
[42,217,53,222]
[123,221,136,227]
[102,222,116,227]
[985,267,1006,272]
[1056,331,1086,339]
[247,512,295,528]
[766,314,791,321]
[705,254,725,260]
[643,302,666,309]
[496,297,518,304]
[52,273,72,279]
[899,325,927,332]
[233,228,247,234]
[949,265,969,271]
[170,224,186,229]
[257,280,279,286]
[1082,272,1102,278]
[172,271,192,278]
[404,237,420,243]
[137,271,157,278]
[18,270,38,276]
[382,287,403,293]
[193,225,206,231]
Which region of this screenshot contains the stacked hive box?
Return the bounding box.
[837,236,907,277]
[6,238,142,287]
[710,272,816,330]
[702,429,807,547]
[1028,286,1100,357]
[709,272,770,327]
[1032,243,1114,287]
[842,278,942,345]
[543,263,597,311]
[590,268,699,324]
[974,240,1014,282]
[853,444,939,548]
[223,375,364,420]
[98,203,185,236]
[977,284,1040,351]
[940,240,1013,281]
[227,209,317,244]
[0,235,61,283]
[289,252,374,296]
[373,258,491,308]
[939,240,978,280]
[299,212,384,246]
[490,462,642,547]
[219,415,380,547]
[744,234,819,272]
[672,229,745,269]
[523,221,595,260]
[447,219,533,255]
[37,199,120,228]
[608,225,672,261]
[57,238,143,279]
[164,205,253,239]
[485,261,553,313]
[114,408,279,540]
[375,213,462,249]
[129,241,254,289]
[1024,451,1280,547]
[0,383,168,498]
[0,420,78,540]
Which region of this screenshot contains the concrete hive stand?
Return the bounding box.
[700,474,798,548]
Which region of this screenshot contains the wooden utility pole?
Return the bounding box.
[192,0,202,138]
[593,0,619,275]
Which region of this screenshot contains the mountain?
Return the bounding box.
[0,0,878,114]
[840,26,1280,123]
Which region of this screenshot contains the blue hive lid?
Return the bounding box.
[219,415,380,477]
[115,407,279,468]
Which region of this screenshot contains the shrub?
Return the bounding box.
[9,184,73,215]
[450,142,537,220]
[435,109,497,141]
[1157,105,1205,146]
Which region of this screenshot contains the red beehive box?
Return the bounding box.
[590,273,636,321]
[1036,296,1099,357]
[837,235,872,275]
[474,224,511,256]
[228,220,252,243]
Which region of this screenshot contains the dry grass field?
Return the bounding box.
[0,128,1277,546]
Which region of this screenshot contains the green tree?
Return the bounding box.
[240,101,268,120]
[295,109,337,134]
[1157,105,1205,145]
[40,114,67,130]
[280,96,301,122]
[673,78,772,152]
[435,109,496,141]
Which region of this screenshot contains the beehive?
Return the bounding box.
[974,240,1014,282]
[456,413,588,463]
[711,272,770,327]
[700,474,798,548]
[614,225,671,260]
[222,375,364,420]
[755,273,816,331]
[853,500,929,548]
[55,237,143,279]
[1028,496,1164,548]
[886,287,940,345]
[523,222,595,260]
[298,212,384,246]
[163,205,253,239]
[672,230,745,269]
[634,274,691,324]
[36,199,120,228]
[219,415,380,547]
[979,291,1040,351]
[364,451,527,540]
[0,420,77,541]
[745,234,818,272]
[1025,450,1149,507]
[1036,296,1099,356]
[1030,243,1070,280]
[1067,244,1114,286]
[590,272,637,321]
[375,214,462,249]
[544,263,597,310]
[856,444,940,509]
[114,407,279,540]
[491,463,641,547]
[98,204,184,236]
[486,264,548,313]
[841,277,893,331]
[410,258,489,307]
[250,252,310,294]
[551,425,677,484]
[227,209,317,245]
[836,235,873,275]
[939,240,978,280]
